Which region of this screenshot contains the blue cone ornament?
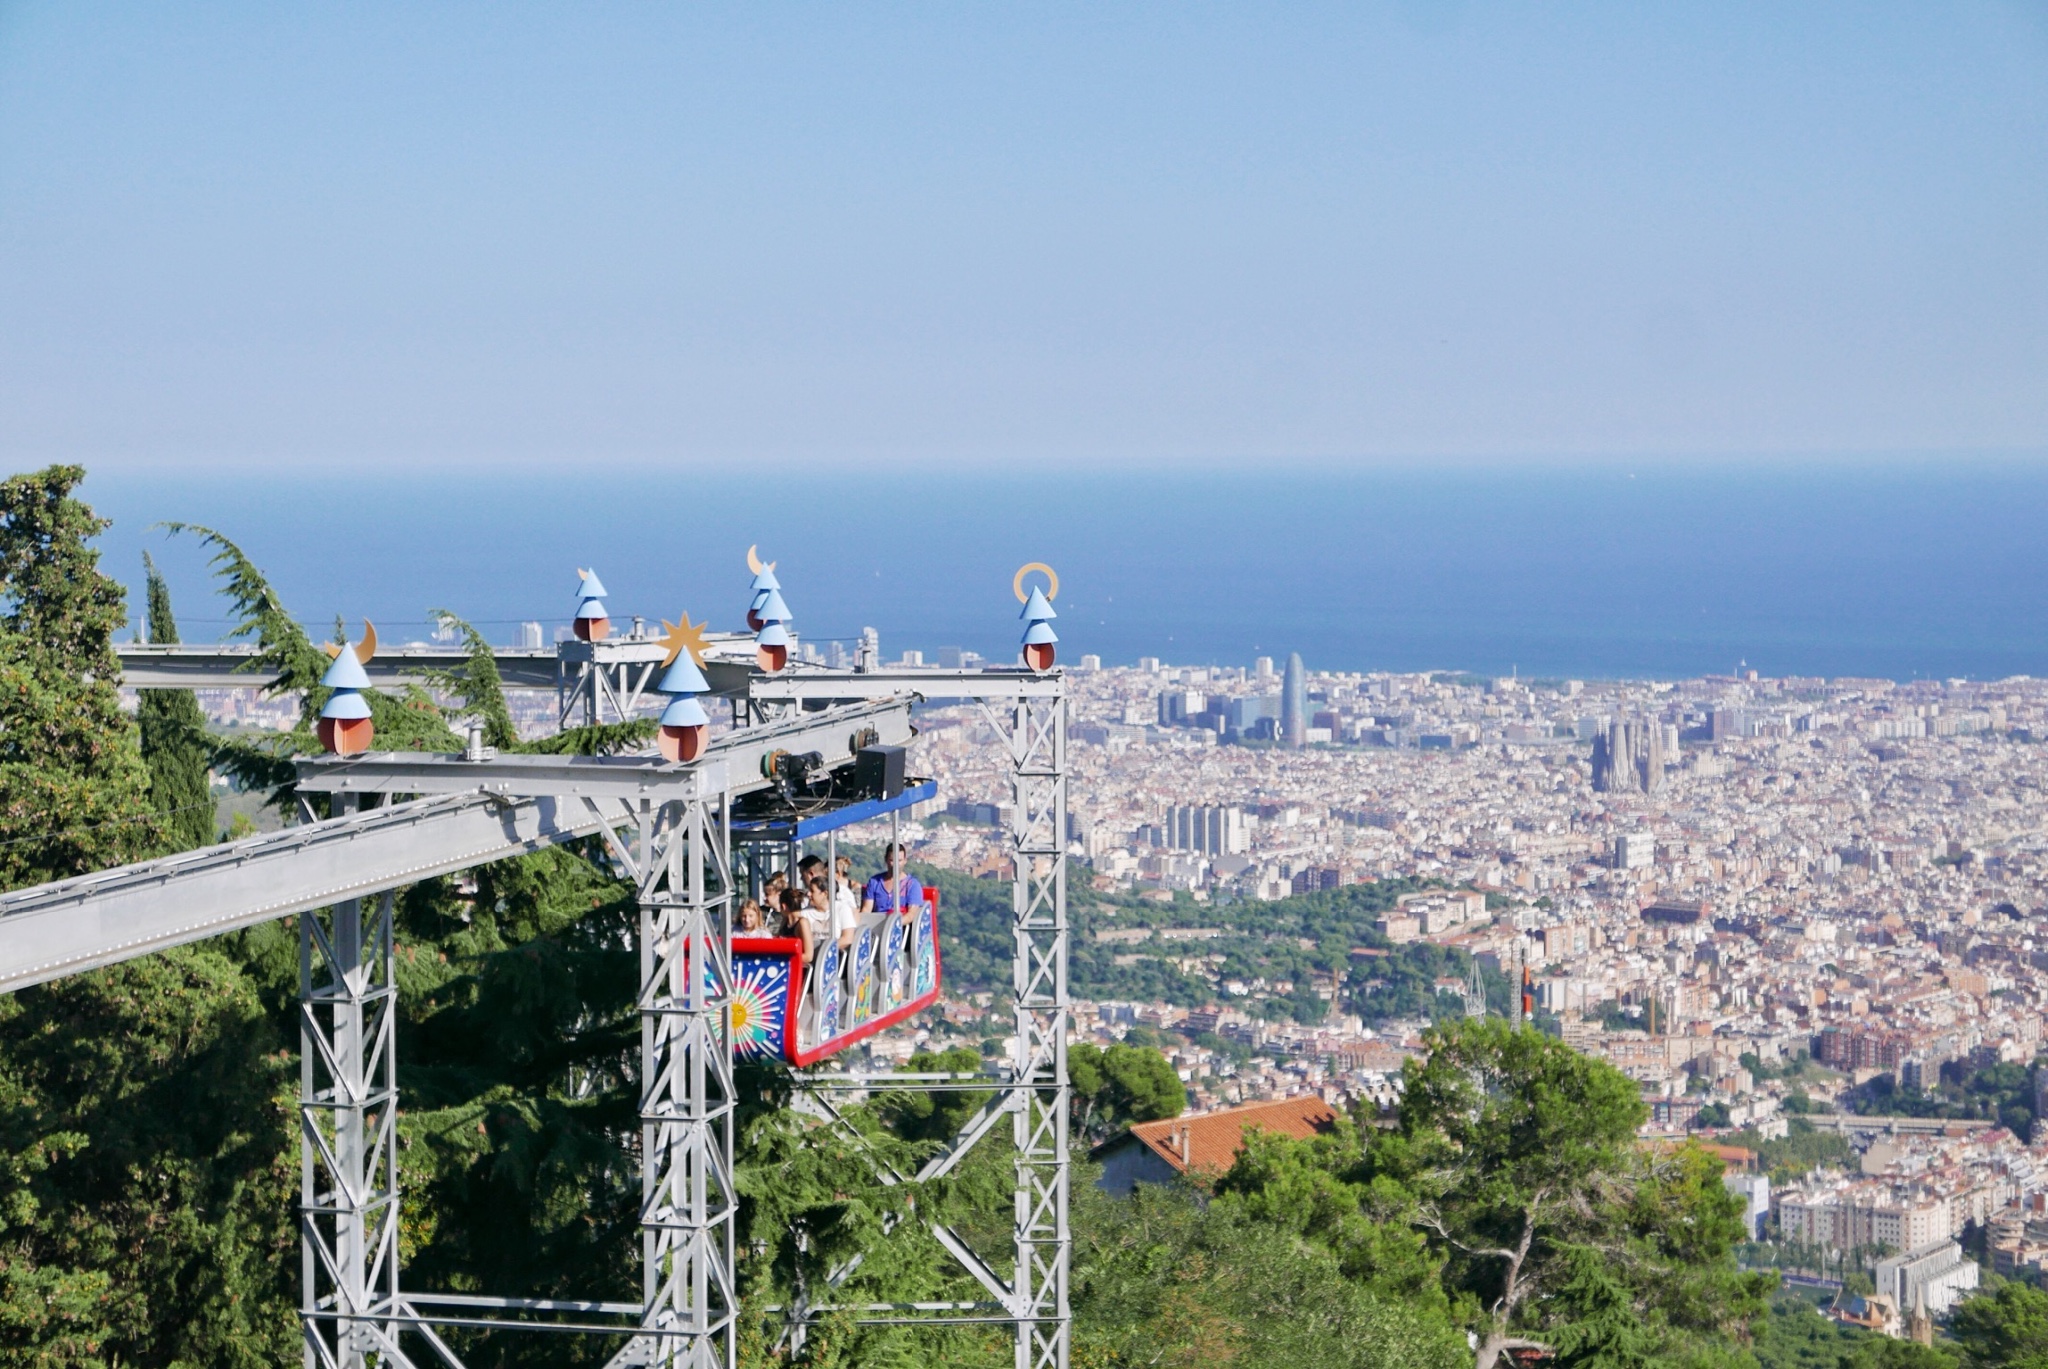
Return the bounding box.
[744,547,781,629]
[753,583,793,673]
[573,567,610,641]
[1019,580,1059,672]
[656,619,712,761]
[317,625,378,754]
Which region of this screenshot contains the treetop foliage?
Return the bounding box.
[138,552,216,851]
[0,466,161,887]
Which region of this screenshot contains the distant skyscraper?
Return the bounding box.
[1254,656,1275,680]
[1282,653,1307,748]
[518,621,544,650]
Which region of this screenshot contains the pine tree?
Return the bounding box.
[137,551,217,850]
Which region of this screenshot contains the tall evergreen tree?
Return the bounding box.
[0,466,161,886]
[137,551,217,851]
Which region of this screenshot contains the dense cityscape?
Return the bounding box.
[182,635,2048,1332]
[835,648,2048,1329]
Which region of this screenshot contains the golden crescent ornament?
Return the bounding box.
[357,620,377,663]
[747,544,777,576]
[322,642,342,660]
[1013,562,1059,603]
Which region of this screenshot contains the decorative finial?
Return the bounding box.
[654,618,712,762]
[748,550,792,673]
[573,567,610,642]
[744,546,783,631]
[317,622,377,755]
[1015,562,1059,672]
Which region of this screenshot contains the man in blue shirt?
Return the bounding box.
[862,843,924,917]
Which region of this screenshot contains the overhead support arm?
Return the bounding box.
[0,793,612,995]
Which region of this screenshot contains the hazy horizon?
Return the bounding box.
[75,459,2048,684]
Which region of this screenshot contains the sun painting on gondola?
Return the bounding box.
[730,959,787,1060]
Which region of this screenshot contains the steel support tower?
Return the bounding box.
[748,669,1071,1369]
[619,790,739,1365]
[299,878,408,1367]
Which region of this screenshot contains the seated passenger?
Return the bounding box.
[830,855,860,950]
[735,898,766,934]
[793,878,831,961]
[861,843,925,920]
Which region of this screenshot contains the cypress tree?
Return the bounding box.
[137,551,217,851]
[0,465,161,886]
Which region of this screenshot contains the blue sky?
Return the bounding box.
[2,3,2045,470]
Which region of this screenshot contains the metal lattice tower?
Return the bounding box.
[299,881,409,1366]
[1006,689,1070,1369]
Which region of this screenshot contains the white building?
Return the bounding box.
[1724,1171,1770,1242]
[1874,1240,1979,1317]
[1615,832,1655,870]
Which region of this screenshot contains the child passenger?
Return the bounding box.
[789,878,830,960]
[735,899,765,934]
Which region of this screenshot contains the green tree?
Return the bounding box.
[1950,1281,2048,1369]
[1071,1177,1468,1369]
[881,1046,995,1143]
[0,466,162,886]
[1842,1337,1958,1369]
[137,551,217,850]
[1213,1019,1771,1369]
[1070,1042,1186,1139]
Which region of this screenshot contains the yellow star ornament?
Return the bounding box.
[660,613,711,668]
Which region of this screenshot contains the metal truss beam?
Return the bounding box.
[295,700,914,804]
[0,792,610,995]
[746,667,1064,704]
[774,672,1069,1367]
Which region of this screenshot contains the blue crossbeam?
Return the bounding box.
[732,779,938,844]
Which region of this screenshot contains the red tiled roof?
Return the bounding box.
[1114,1095,1340,1176]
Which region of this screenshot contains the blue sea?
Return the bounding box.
[76,459,2048,682]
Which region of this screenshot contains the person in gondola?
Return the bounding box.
[830,854,860,949]
[792,877,832,961]
[735,899,766,934]
[861,843,924,920]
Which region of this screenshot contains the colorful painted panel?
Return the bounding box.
[882,919,905,1010]
[850,924,878,1027]
[912,904,936,998]
[731,952,792,1062]
[818,940,842,1041]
